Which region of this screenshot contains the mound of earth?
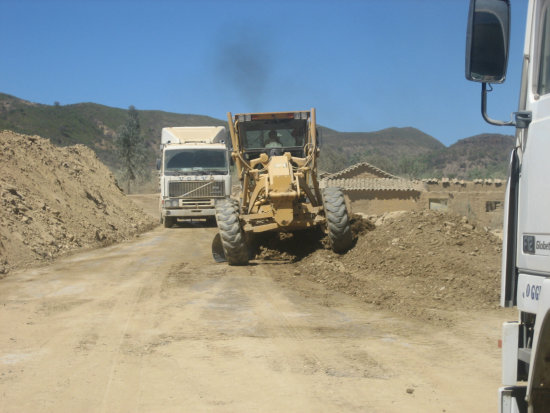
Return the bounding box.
[252,215,371,262]
[257,210,502,324]
[0,130,156,275]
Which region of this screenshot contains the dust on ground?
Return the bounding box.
[0,130,156,275]
[253,210,502,325]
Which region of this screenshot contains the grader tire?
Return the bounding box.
[323,187,353,253]
[230,198,240,211]
[163,216,176,228]
[215,199,248,265]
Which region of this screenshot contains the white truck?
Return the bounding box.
[465,1,550,411]
[158,126,231,227]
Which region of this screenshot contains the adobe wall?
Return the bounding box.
[344,180,506,229]
[420,181,505,229]
[346,190,421,216]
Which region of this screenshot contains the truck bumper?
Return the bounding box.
[161,197,224,219]
[499,386,527,413]
[162,208,216,218]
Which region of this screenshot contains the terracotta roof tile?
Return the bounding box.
[325,178,420,192]
[325,162,397,180]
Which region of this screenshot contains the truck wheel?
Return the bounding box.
[322,187,353,253]
[215,199,248,265]
[163,216,176,228]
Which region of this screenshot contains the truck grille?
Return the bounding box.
[169,181,225,198]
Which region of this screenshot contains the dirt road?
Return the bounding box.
[0,197,514,412]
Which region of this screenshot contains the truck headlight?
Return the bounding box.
[165,199,179,208]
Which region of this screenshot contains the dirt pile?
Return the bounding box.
[253,230,324,262]
[258,210,502,324]
[253,215,370,262]
[0,130,157,275]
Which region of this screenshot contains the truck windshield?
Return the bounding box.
[164,149,228,175]
[240,119,307,150]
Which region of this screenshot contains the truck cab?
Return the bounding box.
[466,1,550,411]
[159,126,231,227]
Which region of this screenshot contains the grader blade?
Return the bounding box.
[211,233,226,263]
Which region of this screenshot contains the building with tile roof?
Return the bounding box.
[321,162,423,216]
[322,162,506,229]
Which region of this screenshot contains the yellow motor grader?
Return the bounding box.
[212,108,352,265]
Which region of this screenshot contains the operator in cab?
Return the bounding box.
[265,130,283,149]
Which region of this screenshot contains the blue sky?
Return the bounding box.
[0,0,529,146]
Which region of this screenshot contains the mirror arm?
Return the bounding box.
[481,82,515,126]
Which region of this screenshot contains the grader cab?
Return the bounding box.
[213,109,352,265]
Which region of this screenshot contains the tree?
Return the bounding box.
[115,105,147,193]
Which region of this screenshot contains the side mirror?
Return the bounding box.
[465,0,510,84]
[156,158,161,170]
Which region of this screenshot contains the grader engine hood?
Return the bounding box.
[267,155,296,226]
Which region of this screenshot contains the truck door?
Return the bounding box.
[516,0,550,275]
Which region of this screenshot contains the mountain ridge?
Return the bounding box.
[0,93,514,179]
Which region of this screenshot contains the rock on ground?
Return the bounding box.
[0,130,156,275]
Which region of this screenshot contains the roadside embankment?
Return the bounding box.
[0,130,156,275]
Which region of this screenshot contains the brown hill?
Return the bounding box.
[432,134,515,178]
[319,129,514,179]
[318,126,445,173]
[0,93,514,179]
[0,93,225,170]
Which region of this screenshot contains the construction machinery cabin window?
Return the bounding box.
[240,119,307,151]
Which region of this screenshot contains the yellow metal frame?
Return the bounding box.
[227,108,324,233]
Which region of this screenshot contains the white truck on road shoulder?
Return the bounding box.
[159,126,230,227]
[466,1,550,412]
